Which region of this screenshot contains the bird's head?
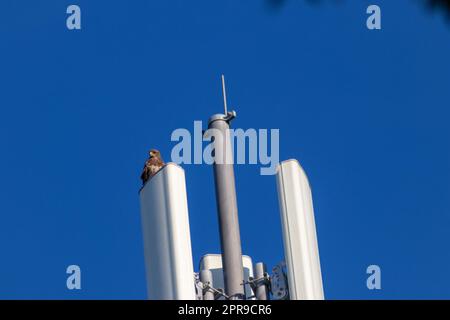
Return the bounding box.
[149,149,160,158]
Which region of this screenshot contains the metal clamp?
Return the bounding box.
[270,262,289,300]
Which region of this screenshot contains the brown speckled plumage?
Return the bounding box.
[141,149,164,185]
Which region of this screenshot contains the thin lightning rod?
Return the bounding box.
[221,74,228,115]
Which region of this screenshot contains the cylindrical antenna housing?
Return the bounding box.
[207,111,245,300]
[254,262,270,300]
[200,270,215,300]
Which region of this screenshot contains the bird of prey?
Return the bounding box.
[141,149,165,185]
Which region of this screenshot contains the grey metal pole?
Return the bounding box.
[207,111,245,300]
[254,262,270,300]
[200,270,215,300]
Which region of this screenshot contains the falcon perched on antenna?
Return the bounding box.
[141,149,165,185]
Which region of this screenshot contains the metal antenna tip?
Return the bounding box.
[221,74,228,115]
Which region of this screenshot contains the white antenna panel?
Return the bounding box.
[276,159,324,300]
[139,163,196,300]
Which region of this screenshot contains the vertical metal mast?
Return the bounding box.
[207,75,245,299]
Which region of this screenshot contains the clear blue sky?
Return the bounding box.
[0,0,449,299]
